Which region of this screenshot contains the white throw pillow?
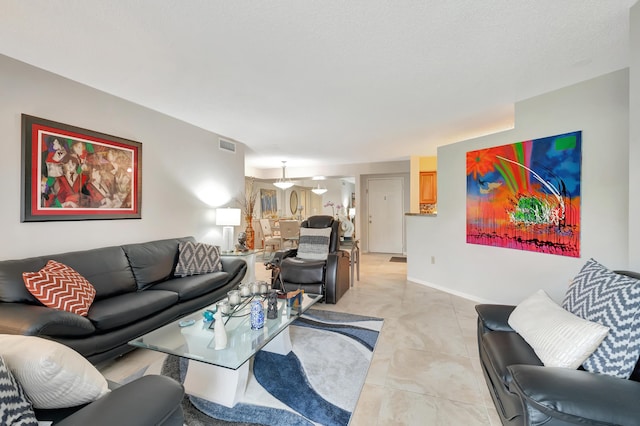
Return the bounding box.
[0,335,109,409]
[508,290,609,369]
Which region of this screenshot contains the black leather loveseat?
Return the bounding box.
[0,236,246,364]
[476,270,640,425]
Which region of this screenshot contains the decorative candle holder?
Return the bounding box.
[227,290,241,306]
[216,299,230,315]
[239,283,251,298]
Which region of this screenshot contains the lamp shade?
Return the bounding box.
[215,208,241,226]
[274,181,294,189]
[311,183,327,195]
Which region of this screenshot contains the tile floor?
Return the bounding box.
[99,252,501,425]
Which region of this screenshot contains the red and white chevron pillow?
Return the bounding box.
[23,260,96,316]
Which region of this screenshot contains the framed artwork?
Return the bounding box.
[466,131,582,257]
[21,114,142,222]
[260,188,277,217]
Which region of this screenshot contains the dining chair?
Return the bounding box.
[279,220,300,249]
[259,218,281,259]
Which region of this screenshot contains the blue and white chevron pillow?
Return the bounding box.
[0,355,37,425]
[562,258,640,378]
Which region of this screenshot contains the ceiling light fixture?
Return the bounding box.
[273,161,294,189]
[311,183,328,195]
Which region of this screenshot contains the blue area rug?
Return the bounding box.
[166,309,383,426]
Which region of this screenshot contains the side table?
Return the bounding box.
[339,239,360,287]
[220,250,259,284]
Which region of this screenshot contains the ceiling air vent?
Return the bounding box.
[219,138,236,153]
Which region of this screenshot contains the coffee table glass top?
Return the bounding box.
[129,293,321,370]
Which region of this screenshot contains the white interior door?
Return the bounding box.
[367,178,404,253]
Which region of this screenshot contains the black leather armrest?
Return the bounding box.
[475,304,516,332]
[271,248,297,266]
[324,251,350,304]
[56,375,184,426]
[219,257,245,276]
[0,302,95,337]
[509,365,640,426]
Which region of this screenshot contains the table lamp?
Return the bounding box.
[216,208,241,253]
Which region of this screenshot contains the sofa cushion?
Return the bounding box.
[297,227,332,260]
[0,335,109,409]
[122,237,194,290]
[0,355,38,425]
[87,291,179,331]
[481,331,542,386]
[22,260,96,317]
[563,258,640,378]
[50,246,137,300]
[0,257,50,304]
[508,290,609,369]
[150,272,229,301]
[174,241,222,277]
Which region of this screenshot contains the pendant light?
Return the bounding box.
[311,183,328,195]
[273,161,294,189]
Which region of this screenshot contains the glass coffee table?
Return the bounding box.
[129,292,321,407]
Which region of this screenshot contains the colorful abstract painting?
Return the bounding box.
[466,131,582,257]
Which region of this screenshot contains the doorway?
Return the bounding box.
[367,177,404,253]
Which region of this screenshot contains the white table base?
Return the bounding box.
[182,327,292,407]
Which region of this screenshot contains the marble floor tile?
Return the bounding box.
[386,347,485,406]
[350,383,386,426]
[378,388,491,426]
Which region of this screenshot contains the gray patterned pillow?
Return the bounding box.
[0,355,37,426]
[562,258,640,378]
[175,241,222,277]
[297,227,332,260]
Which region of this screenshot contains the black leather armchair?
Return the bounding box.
[271,215,350,304]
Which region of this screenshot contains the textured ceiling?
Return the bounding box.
[0,1,635,170]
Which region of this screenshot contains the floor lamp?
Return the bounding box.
[216,208,241,253]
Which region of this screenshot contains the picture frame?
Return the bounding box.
[260,188,277,218]
[21,114,142,222]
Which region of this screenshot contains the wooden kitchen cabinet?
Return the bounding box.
[420,171,437,204]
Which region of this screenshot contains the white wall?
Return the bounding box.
[630,2,640,271]
[407,68,631,304]
[1,54,246,259]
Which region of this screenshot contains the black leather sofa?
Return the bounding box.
[0,236,246,364]
[476,270,640,426]
[272,215,350,304]
[35,375,184,426]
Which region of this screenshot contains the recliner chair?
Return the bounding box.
[271,215,350,304]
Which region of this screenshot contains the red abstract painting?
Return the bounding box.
[466,131,582,257]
